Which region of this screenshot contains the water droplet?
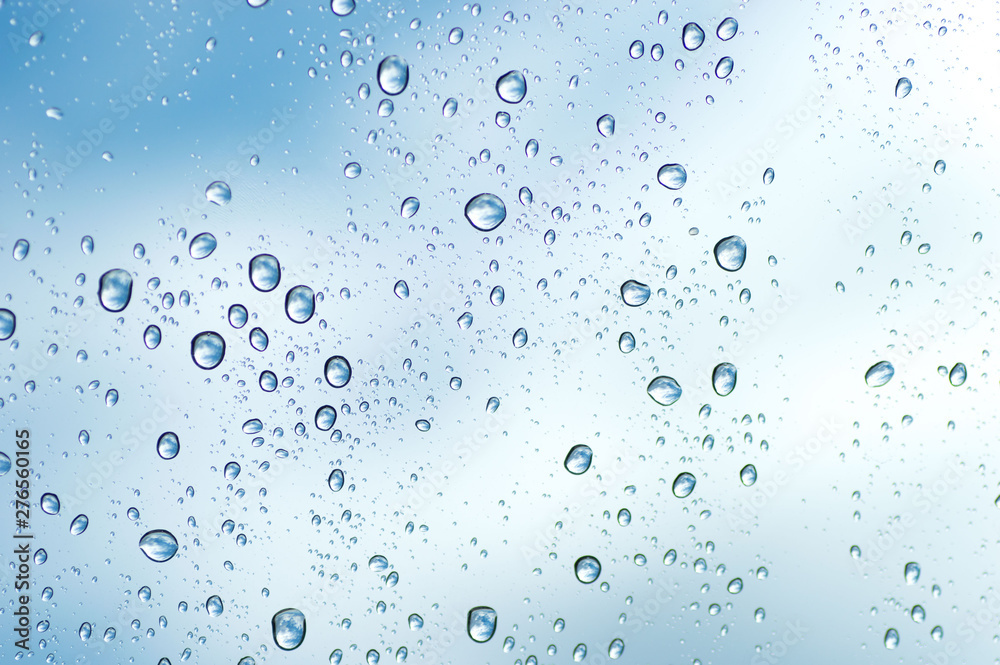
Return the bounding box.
[224,462,241,480]
[205,181,231,205]
[272,608,307,650]
[486,396,501,413]
[41,493,60,515]
[629,40,644,59]
[763,167,775,185]
[617,509,631,526]
[449,27,464,44]
[884,628,899,649]
[740,464,757,486]
[895,77,912,98]
[467,607,497,642]
[98,269,133,312]
[331,0,355,16]
[574,556,601,583]
[0,309,16,340]
[717,17,738,40]
[647,376,682,406]
[369,555,389,572]
[564,445,593,475]
[573,644,587,662]
[597,114,615,138]
[512,328,528,348]
[228,304,248,328]
[189,233,217,259]
[934,159,946,175]
[285,286,316,324]
[457,312,474,329]
[12,239,29,261]
[46,107,63,120]
[29,31,44,47]
[496,70,527,103]
[714,236,747,272]
[328,469,345,491]
[325,356,352,388]
[865,361,894,387]
[415,419,431,431]
[157,432,180,460]
[608,638,624,659]
[712,363,737,396]
[249,254,281,292]
[139,529,179,562]
[949,362,966,386]
[465,193,507,231]
[393,280,410,299]
[727,578,743,593]
[618,332,636,353]
[912,605,926,623]
[620,280,650,307]
[657,163,687,189]
[400,197,420,218]
[0,453,10,476]
[682,23,705,50]
[715,57,734,78]
[144,325,162,349]
[191,332,225,370]
[904,561,920,584]
[344,162,361,178]
[79,623,92,641]
[931,625,943,640]
[377,55,409,95]
[672,472,696,498]
[754,608,765,622]
[315,405,337,431]
[206,595,224,617]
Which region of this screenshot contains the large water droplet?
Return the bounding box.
[139,529,179,562]
[682,23,705,50]
[228,304,248,328]
[205,181,231,205]
[191,332,225,369]
[574,556,601,583]
[496,70,527,103]
[564,445,593,475]
[157,432,180,460]
[400,196,420,218]
[41,493,60,515]
[315,405,337,431]
[465,193,507,231]
[647,376,682,406]
[608,638,624,659]
[672,472,696,498]
[629,40,644,58]
[12,239,29,261]
[512,328,528,348]
[98,269,133,312]
[206,595,224,617]
[273,608,307,650]
[619,332,636,353]
[377,55,409,95]
[895,77,912,98]
[0,309,15,340]
[331,0,355,16]
[865,361,894,387]
[458,312,474,329]
[144,325,162,349]
[249,254,281,292]
[948,362,967,387]
[933,159,946,175]
[620,280,650,307]
[714,236,747,271]
[715,56,734,78]
[740,464,757,486]
[657,163,687,189]
[597,114,615,138]
[904,561,920,585]
[712,363,737,396]
[328,468,346,491]
[490,286,505,306]
[325,356,352,388]
[285,286,316,324]
[394,280,410,299]
[717,17,738,40]
[467,607,497,642]
[884,628,899,649]
[224,462,241,480]
[189,233,217,259]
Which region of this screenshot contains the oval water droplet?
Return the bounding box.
[331,0,355,16]
[12,239,29,261]
[490,286,505,306]
[564,445,593,475]
[224,462,241,480]
[740,464,757,486]
[228,304,248,328]
[369,555,389,572]
[717,17,738,40]
[315,405,337,431]
[608,638,624,659]
[144,325,161,349]
[206,595,224,617]
[465,193,507,231]
[139,529,179,562]
[895,77,912,98]
[467,607,497,643]
[189,233,217,259]
[865,361,894,387]
[763,167,775,185]
[41,493,60,515]
[904,561,920,584]
[629,40,644,59]
[328,469,345,491]
[157,432,180,460]
[457,312,474,329]
[948,362,966,386]
[496,70,527,103]
[934,159,946,175]
[377,55,409,95]
[285,286,315,324]
[325,356,352,388]
[205,181,231,205]
[682,23,705,50]
[715,56,734,78]
[672,472,696,498]
[249,254,281,292]
[656,163,687,190]
[394,280,410,299]
[647,376,682,406]
[618,332,636,353]
[884,628,899,649]
[574,556,601,583]
[714,236,747,271]
[0,309,15,340]
[620,280,650,306]
[400,196,420,218]
[512,328,528,348]
[712,363,737,396]
[272,608,307,650]
[98,269,133,312]
[191,332,225,369]
[597,114,615,138]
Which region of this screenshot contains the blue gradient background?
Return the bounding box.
[2,0,999,663]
